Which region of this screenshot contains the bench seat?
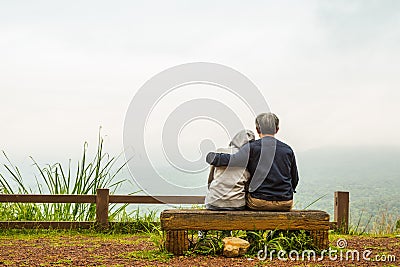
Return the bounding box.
[160,209,330,255]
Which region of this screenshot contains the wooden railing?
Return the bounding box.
[0,189,205,229]
[0,189,349,232]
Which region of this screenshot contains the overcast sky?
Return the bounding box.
[1,0,400,169]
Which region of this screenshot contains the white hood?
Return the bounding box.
[230,129,255,148]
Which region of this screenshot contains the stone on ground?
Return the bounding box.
[222,237,250,257]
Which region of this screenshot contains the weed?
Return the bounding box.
[246,230,317,255]
[51,259,72,265]
[347,209,373,235]
[192,235,223,255]
[370,210,398,235]
[123,250,173,262]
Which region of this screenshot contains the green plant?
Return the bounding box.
[0,132,128,221]
[187,229,317,257]
[347,210,373,235]
[246,230,317,256]
[187,230,231,255]
[303,194,327,210]
[192,235,223,255]
[107,207,161,234]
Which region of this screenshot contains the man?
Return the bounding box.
[206,113,299,211]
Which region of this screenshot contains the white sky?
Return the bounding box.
[1,0,400,167]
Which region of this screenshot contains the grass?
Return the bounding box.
[0,131,165,254]
[1,224,398,263]
[107,207,160,234]
[346,209,399,236]
[0,229,170,266]
[370,210,399,235]
[0,131,131,221]
[122,250,173,262]
[187,229,317,257]
[246,230,317,256]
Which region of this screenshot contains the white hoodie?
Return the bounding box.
[205,130,255,209]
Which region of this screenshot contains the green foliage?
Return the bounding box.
[187,230,231,255]
[188,229,316,257]
[246,230,317,255]
[192,235,224,255]
[107,208,161,234]
[0,132,128,221]
[0,130,164,235]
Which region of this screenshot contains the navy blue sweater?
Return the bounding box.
[206,136,299,201]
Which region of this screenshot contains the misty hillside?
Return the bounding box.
[294,146,400,227]
[297,146,400,185]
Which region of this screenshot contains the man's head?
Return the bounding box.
[255,113,279,136]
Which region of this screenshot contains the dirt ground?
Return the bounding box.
[0,233,398,266]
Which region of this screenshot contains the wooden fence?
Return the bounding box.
[0,189,349,232]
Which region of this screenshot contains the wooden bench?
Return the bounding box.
[160,209,330,255]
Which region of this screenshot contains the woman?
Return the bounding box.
[205,129,255,210]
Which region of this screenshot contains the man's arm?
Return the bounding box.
[291,153,299,193]
[206,143,251,167]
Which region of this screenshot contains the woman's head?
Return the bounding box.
[229,129,255,148]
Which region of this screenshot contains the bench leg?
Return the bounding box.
[310,230,329,250]
[165,230,189,255]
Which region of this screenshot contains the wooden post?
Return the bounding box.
[165,230,189,255]
[310,230,329,249]
[334,191,349,233]
[96,188,109,229]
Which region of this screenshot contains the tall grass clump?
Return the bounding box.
[370,210,399,235]
[0,132,128,221]
[347,209,399,235]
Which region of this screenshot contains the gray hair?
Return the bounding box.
[255,113,279,135]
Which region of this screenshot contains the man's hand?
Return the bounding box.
[206,152,218,165]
